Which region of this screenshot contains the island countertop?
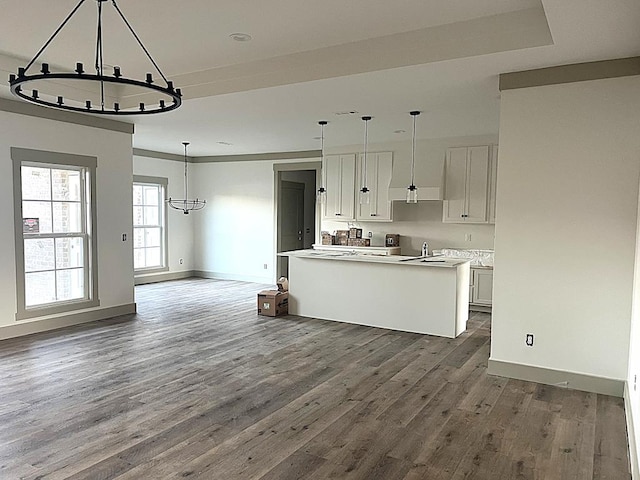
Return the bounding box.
[279,249,470,268]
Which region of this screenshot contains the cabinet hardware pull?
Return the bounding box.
[371,213,377,216]
[335,213,341,216]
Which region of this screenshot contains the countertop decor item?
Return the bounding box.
[167,142,206,214]
[407,111,421,203]
[8,0,182,115]
[317,120,328,204]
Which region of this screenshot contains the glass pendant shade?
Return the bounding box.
[407,184,418,203]
[359,187,370,205]
[317,186,327,205]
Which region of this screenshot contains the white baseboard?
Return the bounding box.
[194,270,272,285]
[135,270,196,285]
[0,303,137,341]
[625,382,639,479]
[488,358,624,397]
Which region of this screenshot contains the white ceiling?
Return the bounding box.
[0,0,639,156]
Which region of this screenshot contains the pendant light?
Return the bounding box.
[167,143,206,214]
[9,0,181,115]
[317,120,328,205]
[407,111,421,203]
[359,116,372,205]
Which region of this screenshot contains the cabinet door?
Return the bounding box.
[323,154,355,221]
[443,147,467,222]
[472,269,493,305]
[356,152,393,222]
[465,146,490,223]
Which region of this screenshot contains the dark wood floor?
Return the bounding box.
[0,278,630,479]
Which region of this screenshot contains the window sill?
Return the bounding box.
[16,299,101,321]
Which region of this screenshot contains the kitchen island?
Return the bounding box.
[279,250,470,338]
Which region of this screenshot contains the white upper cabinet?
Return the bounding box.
[323,154,356,221]
[443,145,495,224]
[356,152,393,222]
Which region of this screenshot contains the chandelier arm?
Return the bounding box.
[110,0,170,84]
[24,0,88,72]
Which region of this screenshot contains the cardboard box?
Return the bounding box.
[257,290,289,317]
[335,230,349,245]
[321,231,335,245]
[347,238,371,247]
[385,234,400,247]
[348,227,363,239]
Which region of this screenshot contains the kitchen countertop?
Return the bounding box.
[279,249,469,268]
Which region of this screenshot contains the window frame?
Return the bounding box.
[12,147,99,320]
[133,175,169,274]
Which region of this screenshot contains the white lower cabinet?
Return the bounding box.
[470,268,493,310]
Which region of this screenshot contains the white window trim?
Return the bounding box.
[133,175,169,275]
[12,147,99,320]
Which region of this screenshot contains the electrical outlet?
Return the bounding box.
[263,263,268,270]
[367,231,373,238]
[179,258,183,265]
[525,334,534,347]
[465,233,472,242]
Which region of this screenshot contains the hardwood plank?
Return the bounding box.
[0,278,630,480]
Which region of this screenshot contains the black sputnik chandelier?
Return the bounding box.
[8,0,182,115]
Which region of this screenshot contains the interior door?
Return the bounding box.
[279,181,305,277]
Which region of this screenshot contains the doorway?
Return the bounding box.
[274,162,321,280]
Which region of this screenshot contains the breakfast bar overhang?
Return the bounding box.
[280,250,471,338]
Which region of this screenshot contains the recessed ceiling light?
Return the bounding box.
[394,129,406,134]
[229,33,252,42]
[217,141,233,146]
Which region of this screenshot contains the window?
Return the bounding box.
[133,176,168,272]
[12,147,99,320]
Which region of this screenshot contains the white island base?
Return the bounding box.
[285,251,470,338]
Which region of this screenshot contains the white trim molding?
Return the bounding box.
[488,358,624,397]
[135,270,196,285]
[625,382,639,480]
[0,303,136,341]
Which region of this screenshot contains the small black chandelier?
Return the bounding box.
[8,0,182,115]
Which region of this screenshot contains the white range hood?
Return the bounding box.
[388,186,442,201]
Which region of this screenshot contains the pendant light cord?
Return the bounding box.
[411,114,417,186]
[183,142,189,203]
[362,117,370,190]
[321,122,326,189]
